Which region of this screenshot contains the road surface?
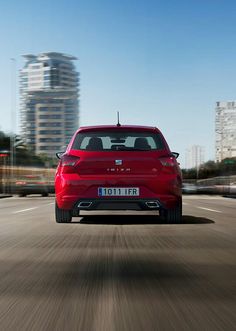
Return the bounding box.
[0,195,235,330]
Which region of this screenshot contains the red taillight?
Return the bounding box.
[160,157,176,167]
[60,155,80,173]
[159,157,177,173]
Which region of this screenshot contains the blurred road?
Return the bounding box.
[0,195,235,331]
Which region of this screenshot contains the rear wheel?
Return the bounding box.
[160,201,182,224]
[55,203,72,223]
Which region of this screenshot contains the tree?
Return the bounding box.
[0,131,51,167]
[182,158,236,179]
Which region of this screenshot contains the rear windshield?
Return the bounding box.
[72,131,165,151]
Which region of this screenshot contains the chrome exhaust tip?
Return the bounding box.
[145,201,159,209]
[78,201,92,208]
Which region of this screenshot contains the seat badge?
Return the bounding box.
[115,160,122,165]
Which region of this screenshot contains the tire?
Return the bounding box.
[19,193,26,197]
[161,201,182,224]
[55,203,72,223]
[42,192,48,197]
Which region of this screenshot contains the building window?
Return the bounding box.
[39,130,62,135]
[39,114,62,119]
[39,138,62,142]
[39,122,62,127]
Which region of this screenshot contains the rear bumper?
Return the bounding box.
[57,193,180,212]
[73,198,162,213]
[55,174,182,211]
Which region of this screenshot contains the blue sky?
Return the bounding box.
[1,0,236,166]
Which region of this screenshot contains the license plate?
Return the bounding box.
[98,187,139,197]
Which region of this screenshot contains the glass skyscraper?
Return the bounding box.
[20,52,79,156]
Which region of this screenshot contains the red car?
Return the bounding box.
[55,125,182,223]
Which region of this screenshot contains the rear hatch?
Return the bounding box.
[59,128,180,197]
[69,150,168,178]
[69,129,171,178]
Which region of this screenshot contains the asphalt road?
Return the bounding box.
[0,195,235,331]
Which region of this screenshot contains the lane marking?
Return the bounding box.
[184,196,223,200]
[197,207,222,213]
[183,202,189,205]
[12,207,38,214]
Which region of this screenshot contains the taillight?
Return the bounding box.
[60,155,80,173]
[160,157,176,167]
[159,156,177,173]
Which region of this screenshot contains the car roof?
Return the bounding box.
[76,125,160,133]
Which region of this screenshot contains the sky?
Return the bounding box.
[1,0,236,166]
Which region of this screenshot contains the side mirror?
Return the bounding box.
[56,152,65,159]
[172,152,179,159]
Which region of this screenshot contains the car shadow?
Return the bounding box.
[72,214,214,225]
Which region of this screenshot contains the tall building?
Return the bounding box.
[20,52,79,156]
[185,145,205,169]
[215,101,236,162]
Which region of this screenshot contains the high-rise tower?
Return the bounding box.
[20,52,79,156]
[185,145,205,169]
[215,101,236,162]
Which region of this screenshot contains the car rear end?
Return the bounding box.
[16,175,48,197]
[55,125,182,223]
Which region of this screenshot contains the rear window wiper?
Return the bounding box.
[130,148,150,151]
[116,147,151,151]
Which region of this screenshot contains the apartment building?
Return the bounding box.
[215,101,236,162]
[20,52,79,156]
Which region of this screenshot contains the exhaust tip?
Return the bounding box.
[78,201,92,208]
[145,201,159,209]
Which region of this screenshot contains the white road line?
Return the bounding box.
[183,202,189,205]
[12,207,38,214]
[184,196,223,200]
[197,207,222,213]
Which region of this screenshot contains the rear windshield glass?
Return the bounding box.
[72,131,165,151]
